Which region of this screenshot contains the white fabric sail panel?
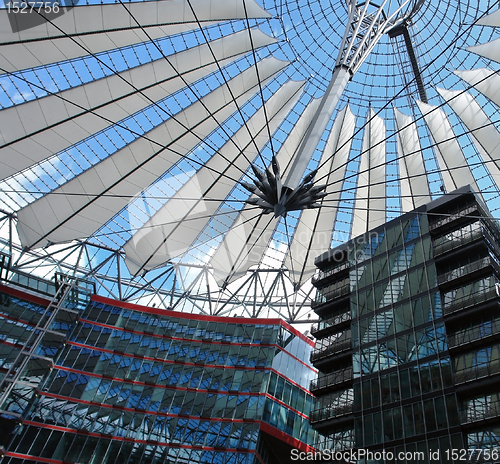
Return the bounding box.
[283,208,318,284]
[351,109,386,238]
[211,209,275,286]
[0,61,218,179]
[0,0,270,43]
[0,24,247,75]
[0,26,198,74]
[472,140,500,193]
[209,97,325,285]
[0,0,270,73]
[467,38,500,65]
[123,80,305,274]
[454,68,500,108]
[16,57,287,249]
[353,130,370,238]
[394,110,414,213]
[437,87,500,182]
[284,106,356,284]
[476,8,500,27]
[393,108,431,211]
[366,111,386,231]
[283,65,351,189]
[275,98,322,172]
[417,100,478,194]
[0,29,277,179]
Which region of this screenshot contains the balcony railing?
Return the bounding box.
[311,312,351,335]
[310,402,354,423]
[438,256,498,286]
[310,366,353,392]
[7,270,57,297]
[460,401,500,424]
[313,285,351,308]
[454,359,500,385]
[434,222,500,259]
[310,333,351,362]
[448,318,500,349]
[312,261,350,284]
[312,433,355,453]
[443,288,498,316]
[433,226,483,257]
[429,204,479,232]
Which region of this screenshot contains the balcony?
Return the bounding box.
[448,319,500,350]
[309,402,354,424]
[312,261,350,285]
[460,401,500,425]
[438,256,500,287]
[311,432,355,453]
[310,332,351,362]
[454,359,500,385]
[433,226,483,257]
[429,204,479,233]
[311,312,351,336]
[443,288,498,316]
[312,285,350,309]
[310,366,353,392]
[434,221,500,260]
[7,270,57,297]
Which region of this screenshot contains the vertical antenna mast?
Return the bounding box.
[282,0,424,190]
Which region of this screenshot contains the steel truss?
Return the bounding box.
[0,274,93,425]
[0,211,315,324]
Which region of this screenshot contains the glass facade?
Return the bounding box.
[0,281,317,464]
[310,187,500,463]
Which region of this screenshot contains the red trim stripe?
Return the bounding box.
[49,365,310,420]
[81,317,277,347]
[0,283,315,374]
[67,338,315,379]
[4,449,260,464]
[254,453,266,464]
[77,318,316,373]
[55,364,260,396]
[0,276,314,347]
[67,340,267,370]
[91,294,314,347]
[0,312,37,328]
[260,422,316,454]
[39,391,254,422]
[3,452,65,464]
[16,419,312,455]
[19,420,261,454]
[0,339,24,350]
[0,283,51,307]
[58,343,313,396]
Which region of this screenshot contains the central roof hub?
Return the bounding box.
[241,157,327,218]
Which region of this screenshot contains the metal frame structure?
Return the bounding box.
[0,0,499,326]
[0,210,314,322]
[0,273,94,423]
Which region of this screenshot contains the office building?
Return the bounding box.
[0,0,498,328]
[0,269,317,464]
[0,1,499,462]
[310,186,500,462]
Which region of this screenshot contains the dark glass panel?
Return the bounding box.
[235,396,249,420]
[413,402,425,435]
[424,399,437,432]
[403,404,415,438]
